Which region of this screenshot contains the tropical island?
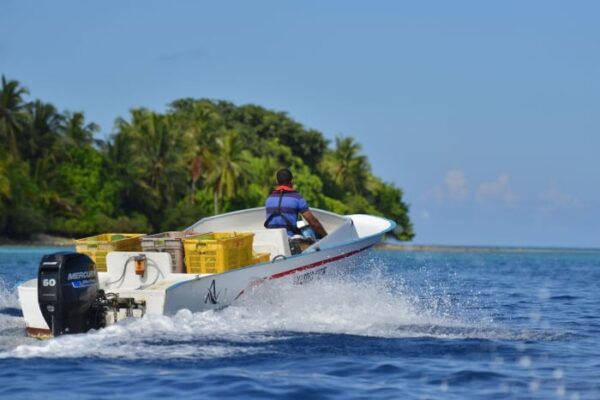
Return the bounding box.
[0,76,413,243]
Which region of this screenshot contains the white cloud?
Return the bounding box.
[476,172,517,206]
[540,184,580,210]
[444,169,469,201]
[424,170,520,208]
[422,169,468,204]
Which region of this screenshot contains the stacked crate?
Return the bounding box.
[141,231,198,273]
[75,233,145,272]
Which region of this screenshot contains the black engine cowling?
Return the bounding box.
[38,252,100,336]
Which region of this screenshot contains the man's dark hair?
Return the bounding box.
[276,168,293,185]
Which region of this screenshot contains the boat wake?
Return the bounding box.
[0,261,566,360]
[0,279,30,351]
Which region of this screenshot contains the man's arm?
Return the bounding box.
[302,210,327,239]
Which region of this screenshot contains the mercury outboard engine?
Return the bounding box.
[38,252,101,336]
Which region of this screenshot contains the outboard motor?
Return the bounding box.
[38,252,100,336]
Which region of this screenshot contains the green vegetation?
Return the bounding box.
[0,76,414,241]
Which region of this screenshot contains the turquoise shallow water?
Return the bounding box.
[0,246,599,399]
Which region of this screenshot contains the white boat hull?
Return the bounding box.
[164,235,379,314]
[18,210,395,336]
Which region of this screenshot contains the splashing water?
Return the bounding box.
[0,248,598,399]
[0,259,547,360]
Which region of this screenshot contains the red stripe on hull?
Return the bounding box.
[234,244,373,300]
[269,244,373,279]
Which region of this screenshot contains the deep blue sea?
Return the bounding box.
[0,246,599,399]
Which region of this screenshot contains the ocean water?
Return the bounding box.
[0,246,599,399]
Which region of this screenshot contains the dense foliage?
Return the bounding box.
[0,76,414,240]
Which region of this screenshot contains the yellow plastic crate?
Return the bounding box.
[75,233,145,272]
[252,252,271,265]
[183,232,254,274]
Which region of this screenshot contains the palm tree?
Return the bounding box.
[189,148,206,204]
[0,155,12,203]
[330,135,370,194]
[135,111,186,203]
[60,111,99,147]
[173,101,221,203]
[252,155,281,193]
[205,130,250,214]
[0,76,30,158]
[22,101,64,181]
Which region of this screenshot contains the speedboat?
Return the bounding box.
[17,208,395,337]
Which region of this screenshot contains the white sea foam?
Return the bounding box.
[228,268,459,337]
[0,278,18,309]
[0,279,31,350]
[0,263,555,360]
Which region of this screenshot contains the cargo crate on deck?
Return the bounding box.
[75,233,145,272]
[141,231,196,273]
[183,232,254,274]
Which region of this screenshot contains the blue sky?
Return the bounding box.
[1,1,598,247]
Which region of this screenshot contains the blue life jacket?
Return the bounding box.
[264,187,309,236]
